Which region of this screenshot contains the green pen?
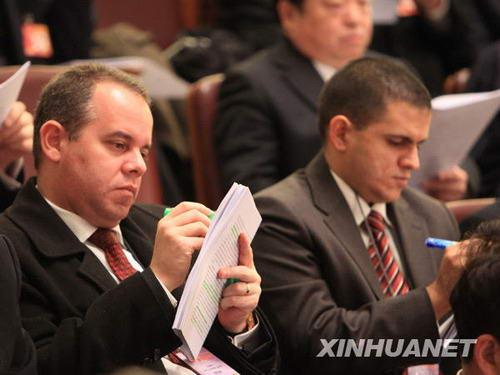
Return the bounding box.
[163,207,215,220]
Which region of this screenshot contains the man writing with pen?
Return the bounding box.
[252,57,467,375]
[0,64,278,374]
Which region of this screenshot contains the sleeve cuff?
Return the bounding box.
[228,315,261,349]
[152,272,178,308]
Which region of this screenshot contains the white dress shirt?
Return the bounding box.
[313,60,337,83]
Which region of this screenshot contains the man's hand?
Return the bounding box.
[421,165,468,202]
[426,241,468,320]
[217,234,261,334]
[0,102,34,170]
[150,202,212,291]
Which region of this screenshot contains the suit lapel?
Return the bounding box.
[270,40,324,111]
[391,197,436,287]
[78,251,117,291]
[120,215,155,267]
[7,178,118,293]
[305,154,384,299]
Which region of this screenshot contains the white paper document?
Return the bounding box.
[410,89,500,188]
[373,0,398,25]
[0,62,31,128]
[67,56,188,99]
[172,183,262,361]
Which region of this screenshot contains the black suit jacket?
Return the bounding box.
[0,181,19,212]
[0,235,36,375]
[253,153,460,375]
[467,42,500,197]
[215,39,324,194]
[0,178,278,375]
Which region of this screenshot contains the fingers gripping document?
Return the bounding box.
[172,183,262,361]
[0,62,31,127]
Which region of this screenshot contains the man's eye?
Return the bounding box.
[141,149,150,160]
[388,138,407,147]
[112,142,126,150]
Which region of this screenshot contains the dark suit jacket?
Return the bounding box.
[459,200,500,234]
[0,181,19,213]
[0,235,36,375]
[371,0,474,97]
[467,42,500,197]
[0,178,278,375]
[0,0,25,64]
[215,39,324,194]
[253,153,460,375]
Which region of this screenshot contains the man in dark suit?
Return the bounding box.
[215,0,469,201]
[0,101,33,212]
[0,235,36,375]
[253,57,465,375]
[0,64,278,374]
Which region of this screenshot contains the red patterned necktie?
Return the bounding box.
[366,211,440,375]
[366,210,410,297]
[88,228,137,281]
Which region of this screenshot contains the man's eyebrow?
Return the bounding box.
[105,131,132,140]
[385,134,428,145]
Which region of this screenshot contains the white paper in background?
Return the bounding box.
[67,57,189,99]
[372,0,398,25]
[0,61,31,128]
[410,89,500,188]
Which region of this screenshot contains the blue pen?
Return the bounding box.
[425,237,457,249]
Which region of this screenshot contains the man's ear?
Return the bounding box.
[277,0,300,32]
[474,334,500,375]
[39,120,68,163]
[327,115,354,152]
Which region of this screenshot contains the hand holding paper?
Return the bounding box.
[172,183,262,360]
[217,233,261,334]
[150,201,212,291]
[0,101,34,170]
[421,165,468,201]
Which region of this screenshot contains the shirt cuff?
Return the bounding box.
[437,313,456,339]
[153,273,178,308]
[229,315,260,349]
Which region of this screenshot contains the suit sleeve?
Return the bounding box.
[21,266,181,374]
[0,235,36,375]
[21,260,279,375]
[253,196,443,375]
[214,69,281,194]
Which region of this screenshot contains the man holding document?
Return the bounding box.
[0,64,278,374]
[253,57,466,375]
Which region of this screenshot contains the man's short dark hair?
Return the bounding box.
[277,0,304,9]
[33,64,150,168]
[450,219,500,362]
[317,57,431,140]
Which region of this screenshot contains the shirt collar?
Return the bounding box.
[312,60,337,82]
[41,194,124,245]
[330,169,392,228]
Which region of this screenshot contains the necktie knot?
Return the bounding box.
[88,228,120,250]
[88,228,137,281]
[367,210,385,233]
